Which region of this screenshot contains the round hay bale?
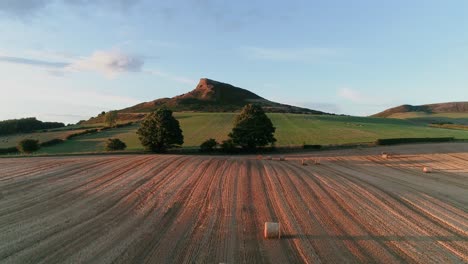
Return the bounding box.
[382,154,389,159]
[301,159,307,166]
[264,222,281,239]
[314,158,321,165]
[423,167,432,173]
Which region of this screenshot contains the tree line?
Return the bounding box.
[0,117,65,136]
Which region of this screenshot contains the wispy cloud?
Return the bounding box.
[0,49,143,77]
[0,55,68,68]
[0,49,195,84]
[241,46,338,62]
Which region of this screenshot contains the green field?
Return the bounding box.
[25,113,468,154]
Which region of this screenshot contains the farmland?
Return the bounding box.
[0,143,466,263]
[28,113,468,154]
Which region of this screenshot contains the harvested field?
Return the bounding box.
[0,143,467,263]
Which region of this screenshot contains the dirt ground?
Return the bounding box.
[0,143,467,263]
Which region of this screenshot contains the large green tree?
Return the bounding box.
[228,104,276,150]
[137,108,184,152]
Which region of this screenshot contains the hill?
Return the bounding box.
[373,102,468,118]
[121,78,325,114]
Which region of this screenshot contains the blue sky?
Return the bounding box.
[1,0,467,123]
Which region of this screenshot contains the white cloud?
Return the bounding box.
[241,46,338,62]
[66,50,143,77]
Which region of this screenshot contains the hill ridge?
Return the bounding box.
[121,78,325,114]
[373,102,468,118]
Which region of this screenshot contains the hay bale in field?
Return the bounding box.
[302,159,307,166]
[266,156,272,160]
[314,158,321,165]
[382,153,389,159]
[279,156,285,161]
[264,222,281,239]
[423,167,432,173]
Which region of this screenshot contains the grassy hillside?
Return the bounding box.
[384,112,468,125]
[373,102,468,118]
[0,129,88,148]
[33,113,468,154]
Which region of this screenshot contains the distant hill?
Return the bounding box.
[121,78,326,114]
[373,102,468,118]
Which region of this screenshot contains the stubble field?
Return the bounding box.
[0,143,467,263]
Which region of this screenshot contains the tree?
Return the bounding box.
[228,104,276,150]
[200,138,218,152]
[105,111,118,127]
[105,138,127,151]
[17,139,40,154]
[137,108,184,152]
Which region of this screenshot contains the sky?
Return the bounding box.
[1,0,467,124]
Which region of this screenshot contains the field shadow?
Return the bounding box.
[281,234,467,242]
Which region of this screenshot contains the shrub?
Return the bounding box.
[220,139,237,153]
[375,137,454,145]
[105,138,127,151]
[66,129,98,140]
[40,139,64,147]
[200,138,218,152]
[0,147,18,154]
[17,139,40,153]
[303,144,322,150]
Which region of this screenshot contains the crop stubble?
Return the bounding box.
[0,143,467,263]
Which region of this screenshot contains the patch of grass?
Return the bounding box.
[0,129,88,148]
[37,113,468,154]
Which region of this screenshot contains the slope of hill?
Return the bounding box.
[373,102,468,118]
[121,78,325,114]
